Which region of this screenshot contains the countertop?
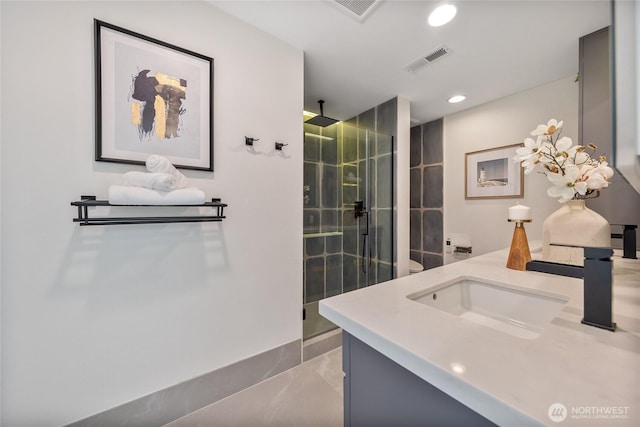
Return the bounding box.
[319,246,640,426]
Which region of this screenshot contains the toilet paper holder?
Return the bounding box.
[449,233,472,254]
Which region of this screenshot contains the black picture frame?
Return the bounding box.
[95,19,213,171]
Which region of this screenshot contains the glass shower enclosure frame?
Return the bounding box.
[303,119,395,340]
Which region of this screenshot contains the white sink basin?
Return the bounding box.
[407,277,569,339]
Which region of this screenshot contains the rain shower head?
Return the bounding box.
[305,100,339,127]
[306,114,339,127]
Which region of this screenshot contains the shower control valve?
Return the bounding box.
[354,201,366,218]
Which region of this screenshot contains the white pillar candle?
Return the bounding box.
[509,203,531,221]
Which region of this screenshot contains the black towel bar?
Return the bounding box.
[71,195,227,226]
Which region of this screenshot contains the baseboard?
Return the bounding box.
[303,328,342,362]
[66,339,301,427]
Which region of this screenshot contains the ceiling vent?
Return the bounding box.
[405,45,453,72]
[332,0,382,23]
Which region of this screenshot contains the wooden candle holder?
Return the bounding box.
[506,219,532,271]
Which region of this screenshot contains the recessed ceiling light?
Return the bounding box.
[428,4,457,27]
[448,95,466,103]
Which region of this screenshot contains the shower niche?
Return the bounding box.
[303,105,395,340]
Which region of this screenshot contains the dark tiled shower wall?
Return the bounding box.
[410,119,444,270]
[304,121,343,304]
[304,123,339,234]
[341,98,396,291]
[304,98,397,304]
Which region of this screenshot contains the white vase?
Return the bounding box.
[542,199,610,266]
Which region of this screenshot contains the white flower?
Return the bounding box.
[537,142,555,164]
[571,149,590,166]
[555,136,572,152]
[546,165,580,203]
[595,161,614,181]
[531,119,564,136]
[583,161,613,190]
[516,118,613,202]
[514,137,543,174]
[549,136,573,169]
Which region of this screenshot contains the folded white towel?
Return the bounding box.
[145,155,187,189]
[123,171,177,192]
[108,185,205,205]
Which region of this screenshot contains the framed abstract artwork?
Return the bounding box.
[95,19,213,171]
[465,143,524,199]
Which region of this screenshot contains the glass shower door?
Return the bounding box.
[303,119,394,340]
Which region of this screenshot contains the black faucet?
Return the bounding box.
[551,243,616,331]
[581,246,616,331]
[527,245,616,331]
[611,224,637,259]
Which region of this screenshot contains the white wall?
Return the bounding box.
[444,75,580,261]
[0,1,303,425]
[396,96,411,277]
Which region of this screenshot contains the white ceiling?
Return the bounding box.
[207,0,610,125]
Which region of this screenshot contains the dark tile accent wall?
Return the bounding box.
[303,163,318,208]
[376,210,393,263]
[410,210,421,253]
[326,254,344,297]
[304,98,398,307]
[303,209,320,231]
[422,253,444,271]
[306,236,324,256]
[410,168,421,209]
[343,98,397,287]
[321,209,338,232]
[305,257,325,302]
[304,120,341,304]
[342,211,358,256]
[423,165,443,208]
[326,235,342,254]
[422,210,443,253]
[377,154,393,209]
[343,124,358,163]
[377,99,397,136]
[342,254,358,294]
[410,119,444,270]
[304,139,320,162]
[410,126,422,167]
[423,119,443,164]
[321,165,337,207]
[358,108,376,133]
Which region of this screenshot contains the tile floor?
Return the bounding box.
[165,348,344,427]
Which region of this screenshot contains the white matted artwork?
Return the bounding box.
[95,19,213,171]
[465,143,524,199]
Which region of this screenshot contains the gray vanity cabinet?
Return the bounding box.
[342,332,496,426]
